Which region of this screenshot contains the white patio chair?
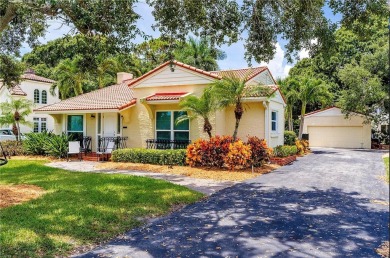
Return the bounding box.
[67,141,81,161]
[97,140,115,161]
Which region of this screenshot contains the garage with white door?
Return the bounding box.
[303,107,371,149]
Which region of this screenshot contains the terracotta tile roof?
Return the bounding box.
[21,73,55,84]
[0,84,27,96]
[211,66,268,81]
[145,92,188,101]
[35,81,136,112]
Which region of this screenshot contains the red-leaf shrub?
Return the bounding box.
[247,136,271,167]
[186,135,233,167]
[223,140,252,170]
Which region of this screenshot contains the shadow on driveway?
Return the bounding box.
[77,182,389,257]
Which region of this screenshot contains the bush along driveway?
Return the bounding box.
[77,148,389,258]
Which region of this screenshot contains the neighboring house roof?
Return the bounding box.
[8,84,27,96]
[145,92,189,101]
[0,70,55,96]
[21,69,55,83]
[35,81,136,112]
[304,106,338,117]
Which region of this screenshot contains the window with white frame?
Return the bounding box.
[41,90,47,104]
[271,111,278,132]
[34,89,40,103]
[33,117,47,133]
[156,111,189,141]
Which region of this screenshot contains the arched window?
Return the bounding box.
[34,89,40,103]
[41,90,47,104]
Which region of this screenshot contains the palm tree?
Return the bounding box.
[0,98,33,141]
[278,77,299,131]
[295,76,333,139]
[175,37,225,71]
[51,57,86,99]
[211,73,274,141]
[96,57,118,88]
[177,88,218,139]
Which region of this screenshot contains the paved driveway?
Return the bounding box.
[76,148,389,258]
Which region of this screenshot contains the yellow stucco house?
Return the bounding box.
[35,61,286,151]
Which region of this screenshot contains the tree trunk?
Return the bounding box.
[233,102,243,141]
[232,118,241,141]
[16,121,21,142]
[298,102,306,139]
[203,118,213,139]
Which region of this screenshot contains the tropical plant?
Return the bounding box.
[0,98,33,141]
[284,131,297,146]
[177,88,218,139]
[23,132,52,155]
[247,136,270,167]
[223,140,252,170]
[175,37,225,71]
[186,135,233,168]
[278,77,299,131]
[211,74,274,141]
[293,77,333,139]
[51,57,87,99]
[96,56,118,88]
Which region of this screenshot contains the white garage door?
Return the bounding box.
[308,126,364,148]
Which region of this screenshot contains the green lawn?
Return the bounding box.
[0,160,203,257]
[384,157,389,183]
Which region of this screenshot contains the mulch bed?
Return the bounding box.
[97,162,280,181]
[0,184,46,208]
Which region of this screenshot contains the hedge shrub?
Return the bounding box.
[1,140,25,156]
[23,132,70,158]
[273,145,298,157]
[223,140,252,170]
[247,136,271,167]
[295,139,310,155]
[284,131,297,146]
[112,148,187,166]
[186,135,233,167]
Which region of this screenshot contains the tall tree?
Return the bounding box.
[294,77,333,139]
[177,88,218,139]
[52,58,87,99]
[278,77,299,131]
[175,37,225,71]
[211,74,274,141]
[2,0,387,65]
[0,55,25,88]
[0,0,141,56]
[0,98,33,141]
[96,57,119,89]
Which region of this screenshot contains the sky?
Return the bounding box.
[20,2,341,79]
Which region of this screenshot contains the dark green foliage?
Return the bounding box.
[0,140,25,156]
[112,148,187,166]
[43,133,70,158]
[284,131,297,146]
[0,55,25,88]
[273,145,298,157]
[23,132,70,158]
[23,132,51,155]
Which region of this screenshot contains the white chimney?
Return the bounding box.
[117,72,134,84]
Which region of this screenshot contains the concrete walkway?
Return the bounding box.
[46,161,235,195]
[73,148,389,257]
